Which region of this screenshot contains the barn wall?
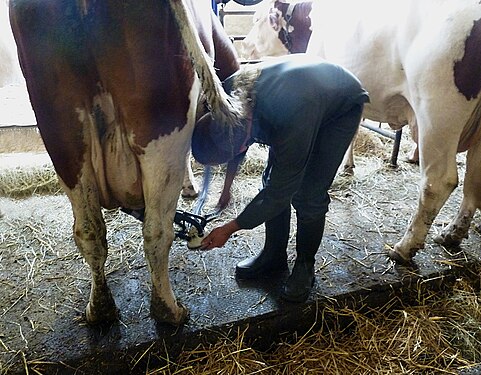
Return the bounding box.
[0,0,23,87]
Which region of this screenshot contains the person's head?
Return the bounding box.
[192,69,259,165]
[191,112,251,165]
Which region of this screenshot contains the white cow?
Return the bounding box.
[241,0,312,59]
[242,0,481,263]
[307,0,481,262]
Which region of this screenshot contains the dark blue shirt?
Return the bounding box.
[233,55,369,229]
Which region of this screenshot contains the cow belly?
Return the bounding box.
[362,94,412,128]
[102,125,143,209]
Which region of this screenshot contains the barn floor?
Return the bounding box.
[1,146,481,374]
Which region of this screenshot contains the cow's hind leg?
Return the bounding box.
[389,114,460,263]
[141,150,189,325]
[65,176,118,324]
[434,141,481,247]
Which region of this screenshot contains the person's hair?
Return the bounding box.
[218,67,260,150]
[192,67,261,165]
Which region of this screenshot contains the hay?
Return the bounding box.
[146,280,481,375]
[238,144,269,176]
[354,125,389,157]
[155,328,273,375]
[0,165,61,198]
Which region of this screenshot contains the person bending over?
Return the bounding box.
[192,54,369,303]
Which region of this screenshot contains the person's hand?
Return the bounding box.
[201,220,240,250]
[216,190,231,211]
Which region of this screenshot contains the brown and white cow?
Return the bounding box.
[241,0,481,263]
[306,0,481,262]
[9,0,242,325]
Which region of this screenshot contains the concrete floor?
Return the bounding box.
[2,189,480,374]
[15,235,481,374]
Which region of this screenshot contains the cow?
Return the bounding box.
[9,0,242,326]
[305,0,481,263]
[0,0,208,200]
[241,0,481,263]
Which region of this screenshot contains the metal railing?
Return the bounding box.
[218,8,256,28]
[360,122,403,167]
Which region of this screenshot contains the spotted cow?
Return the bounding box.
[306,0,481,262]
[241,0,481,263]
[9,0,242,325]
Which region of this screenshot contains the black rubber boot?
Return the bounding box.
[281,217,325,303]
[236,208,291,279]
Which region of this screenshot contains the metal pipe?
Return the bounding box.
[390,128,403,167]
[360,121,397,140]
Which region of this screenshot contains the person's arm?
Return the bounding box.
[236,110,320,229]
[200,138,311,250]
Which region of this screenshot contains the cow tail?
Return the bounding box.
[168,0,244,126]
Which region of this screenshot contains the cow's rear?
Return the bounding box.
[9,0,240,325]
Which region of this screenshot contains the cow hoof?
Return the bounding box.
[406,158,420,165]
[187,233,205,249]
[387,248,414,264]
[151,299,189,326]
[433,233,462,248]
[85,300,119,325]
[407,148,419,164]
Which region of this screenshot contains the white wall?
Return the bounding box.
[0,0,23,87]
